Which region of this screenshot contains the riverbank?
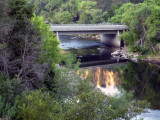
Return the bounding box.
[111,47,160,66]
[74,34,101,40]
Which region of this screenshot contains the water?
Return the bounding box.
[59,35,102,50]
[59,35,160,120]
[120,62,160,120]
[59,35,119,63]
[134,109,160,120]
[82,63,160,120]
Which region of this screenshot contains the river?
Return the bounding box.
[59,35,160,120]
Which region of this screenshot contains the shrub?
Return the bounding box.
[0,95,16,120]
[64,79,149,120]
[0,74,23,103]
[16,90,63,120]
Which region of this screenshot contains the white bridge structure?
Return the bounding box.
[50,24,128,47]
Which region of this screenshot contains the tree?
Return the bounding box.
[78,1,103,23]
[0,0,60,90]
[55,11,73,24]
[16,90,63,120]
[110,1,160,54]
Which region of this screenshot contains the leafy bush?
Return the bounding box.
[0,74,23,103]
[0,95,16,120]
[110,1,160,54]
[16,90,63,120]
[30,15,61,66]
[15,78,149,120]
[64,79,149,120]
[102,90,149,120]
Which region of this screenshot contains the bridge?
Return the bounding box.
[50,24,128,47]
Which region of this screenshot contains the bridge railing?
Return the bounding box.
[50,23,124,26]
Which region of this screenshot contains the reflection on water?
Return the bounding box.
[80,63,160,119]
[84,61,160,110]
[119,61,160,110]
[58,35,119,62]
[80,66,120,96]
[122,62,160,120]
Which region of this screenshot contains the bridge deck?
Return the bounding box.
[50,24,128,31]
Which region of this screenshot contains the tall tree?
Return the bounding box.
[0,0,60,90]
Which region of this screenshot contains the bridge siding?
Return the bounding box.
[50,25,128,31]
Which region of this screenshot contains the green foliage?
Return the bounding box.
[64,79,104,120]
[1,0,61,91]
[9,0,34,19]
[55,11,73,24]
[9,0,34,29]
[102,90,148,120]
[16,90,63,120]
[0,96,16,120]
[27,0,104,24]
[64,79,149,120]
[44,51,80,100]
[48,66,79,100]
[0,1,152,120]
[78,12,91,24]
[14,73,149,120]
[77,1,103,24]
[110,3,134,23]
[121,31,139,52]
[110,0,160,54]
[26,0,145,24]
[31,15,61,66]
[0,74,23,103]
[103,4,122,21]
[7,0,34,54]
[60,52,80,68]
[78,1,97,12]
[0,0,58,90]
[146,7,160,42]
[0,0,9,19]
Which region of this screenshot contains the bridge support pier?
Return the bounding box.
[56,32,60,41]
[101,31,121,47]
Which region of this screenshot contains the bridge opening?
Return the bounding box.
[51,24,128,47]
[56,32,123,47]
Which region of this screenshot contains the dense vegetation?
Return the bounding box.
[27,0,144,24]
[0,0,149,120]
[110,0,160,54]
